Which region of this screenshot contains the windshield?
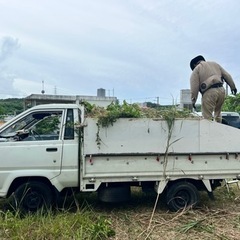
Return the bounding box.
[0,111,63,141]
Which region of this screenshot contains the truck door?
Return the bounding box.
[0,109,65,190]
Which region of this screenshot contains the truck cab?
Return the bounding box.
[0,104,82,212]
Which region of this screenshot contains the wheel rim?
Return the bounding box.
[23,191,43,210]
[166,182,199,211]
[172,190,191,208]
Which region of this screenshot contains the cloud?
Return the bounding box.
[0,36,21,98]
[0,67,18,98]
[12,78,55,97]
[0,1,240,103]
[0,36,20,62]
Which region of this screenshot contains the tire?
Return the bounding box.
[11,181,53,213]
[166,182,199,212]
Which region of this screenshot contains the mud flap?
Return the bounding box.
[155,180,169,194]
[202,179,215,200]
[202,179,212,192]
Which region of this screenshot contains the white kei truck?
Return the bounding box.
[0,103,240,212]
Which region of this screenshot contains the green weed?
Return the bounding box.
[0,207,115,240]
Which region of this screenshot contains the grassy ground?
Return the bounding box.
[1,184,240,239]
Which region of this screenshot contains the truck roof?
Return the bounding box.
[30,103,80,110]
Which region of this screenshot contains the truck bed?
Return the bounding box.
[84,118,240,154]
[80,118,240,191]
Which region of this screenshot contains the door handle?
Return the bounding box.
[46,148,58,152]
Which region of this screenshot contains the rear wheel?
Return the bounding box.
[11,181,53,213]
[166,181,199,212]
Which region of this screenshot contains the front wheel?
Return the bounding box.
[166,181,200,212]
[11,181,53,213]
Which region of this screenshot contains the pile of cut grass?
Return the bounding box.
[84,101,194,128]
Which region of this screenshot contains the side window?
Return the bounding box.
[0,110,63,141]
[31,113,62,140]
[64,109,74,140]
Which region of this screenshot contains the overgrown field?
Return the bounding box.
[1,184,240,240]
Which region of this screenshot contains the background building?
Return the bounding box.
[179,89,192,110]
[24,88,117,109]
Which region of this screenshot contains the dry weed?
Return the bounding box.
[103,185,240,240]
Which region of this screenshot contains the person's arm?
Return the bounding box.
[220,65,237,94]
[190,71,200,105]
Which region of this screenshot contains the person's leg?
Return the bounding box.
[214,88,225,122]
[201,90,216,120]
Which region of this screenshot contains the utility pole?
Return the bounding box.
[41,80,45,94]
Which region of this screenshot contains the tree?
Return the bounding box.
[222,94,240,112]
[0,106,4,116]
[0,98,24,115]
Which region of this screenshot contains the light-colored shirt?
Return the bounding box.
[190,61,236,103]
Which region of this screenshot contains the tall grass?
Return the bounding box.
[0,194,115,240]
[1,185,240,240]
[0,210,115,240]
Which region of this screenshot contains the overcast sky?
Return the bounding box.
[0,0,240,104]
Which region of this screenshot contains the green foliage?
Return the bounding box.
[178,219,214,234]
[35,116,60,134]
[222,93,240,112]
[87,101,191,128]
[81,100,95,115]
[90,216,115,239]
[1,186,240,239]
[0,209,115,239]
[92,101,141,128]
[158,107,191,128]
[0,106,4,116]
[194,104,201,112]
[0,98,24,116]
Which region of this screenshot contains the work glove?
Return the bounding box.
[231,88,237,95]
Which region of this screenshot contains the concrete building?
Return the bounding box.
[179,89,192,110]
[24,88,117,109]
